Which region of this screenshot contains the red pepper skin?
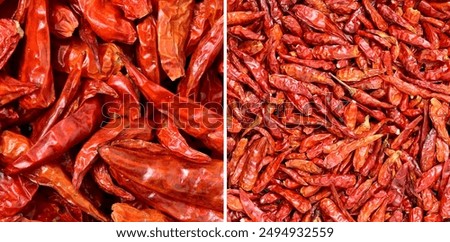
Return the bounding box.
[136,15,160,84]
[157,0,195,80]
[156,114,212,163]
[27,163,109,222]
[99,139,223,211]
[78,0,137,44]
[6,97,102,174]
[30,55,83,142]
[186,2,209,55]
[104,73,141,120]
[0,74,37,107]
[19,0,55,110]
[111,167,223,222]
[122,55,228,154]
[178,16,223,98]
[92,162,135,201]
[0,173,38,218]
[0,19,22,70]
[49,0,79,39]
[72,118,127,189]
[111,203,171,222]
[292,4,347,41]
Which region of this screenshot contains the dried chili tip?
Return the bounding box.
[321,134,384,169]
[111,203,170,222]
[0,75,38,106]
[13,20,24,38]
[227,11,265,26]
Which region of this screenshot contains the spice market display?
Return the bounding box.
[227,0,450,222]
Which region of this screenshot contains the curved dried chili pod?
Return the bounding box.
[252,148,293,194]
[111,0,152,20]
[0,172,38,218]
[92,162,135,201]
[292,4,347,41]
[0,19,23,70]
[389,25,432,49]
[155,114,212,163]
[319,198,350,222]
[136,15,160,84]
[320,134,383,169]
[30,54,83,142]
[357,191,386,222]
[227,11,265,26]
[72,117,127,189]
[27,163,109,222]
[239,137,267,191]
[377,151,401,187]
[99,140,223,211]
[0,74,37,107]
[303,32,347,46]
[111,203,170,222]
[105,73,141,120]
[78,0,137,44]
[111,169,223,222]
[229,25,265,41]
[421,129,437,172]
[312,45,361,60]
[269,74,312,99]
[19,0,54,110]
[269,184,311,213]
[415,164,443,193]
[281,63,335,86]
[239,189,271,222]
[6,97,102,174]
[429,98,450,145]
[186,2,209,55]
[178,16,223,98]
[157,0,194,80]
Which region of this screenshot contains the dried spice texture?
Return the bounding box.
[0,0,224,222]
[227,0,450,222]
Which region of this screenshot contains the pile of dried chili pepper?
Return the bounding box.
[227,0,450,222]
[0,0,224,222]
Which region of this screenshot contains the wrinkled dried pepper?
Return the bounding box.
[227,0,450,222]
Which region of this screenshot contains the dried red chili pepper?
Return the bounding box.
[179,16,224,98]
[19,0,54,110]
[111,0,152,20]
[111,203,170,222]
[99,139,223,211]
[136,15,160,84]
[227,0,450,222]
[158,0,194,80]
[0,19,23,70]
[1,0,224,222]
[77,0,137,44]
